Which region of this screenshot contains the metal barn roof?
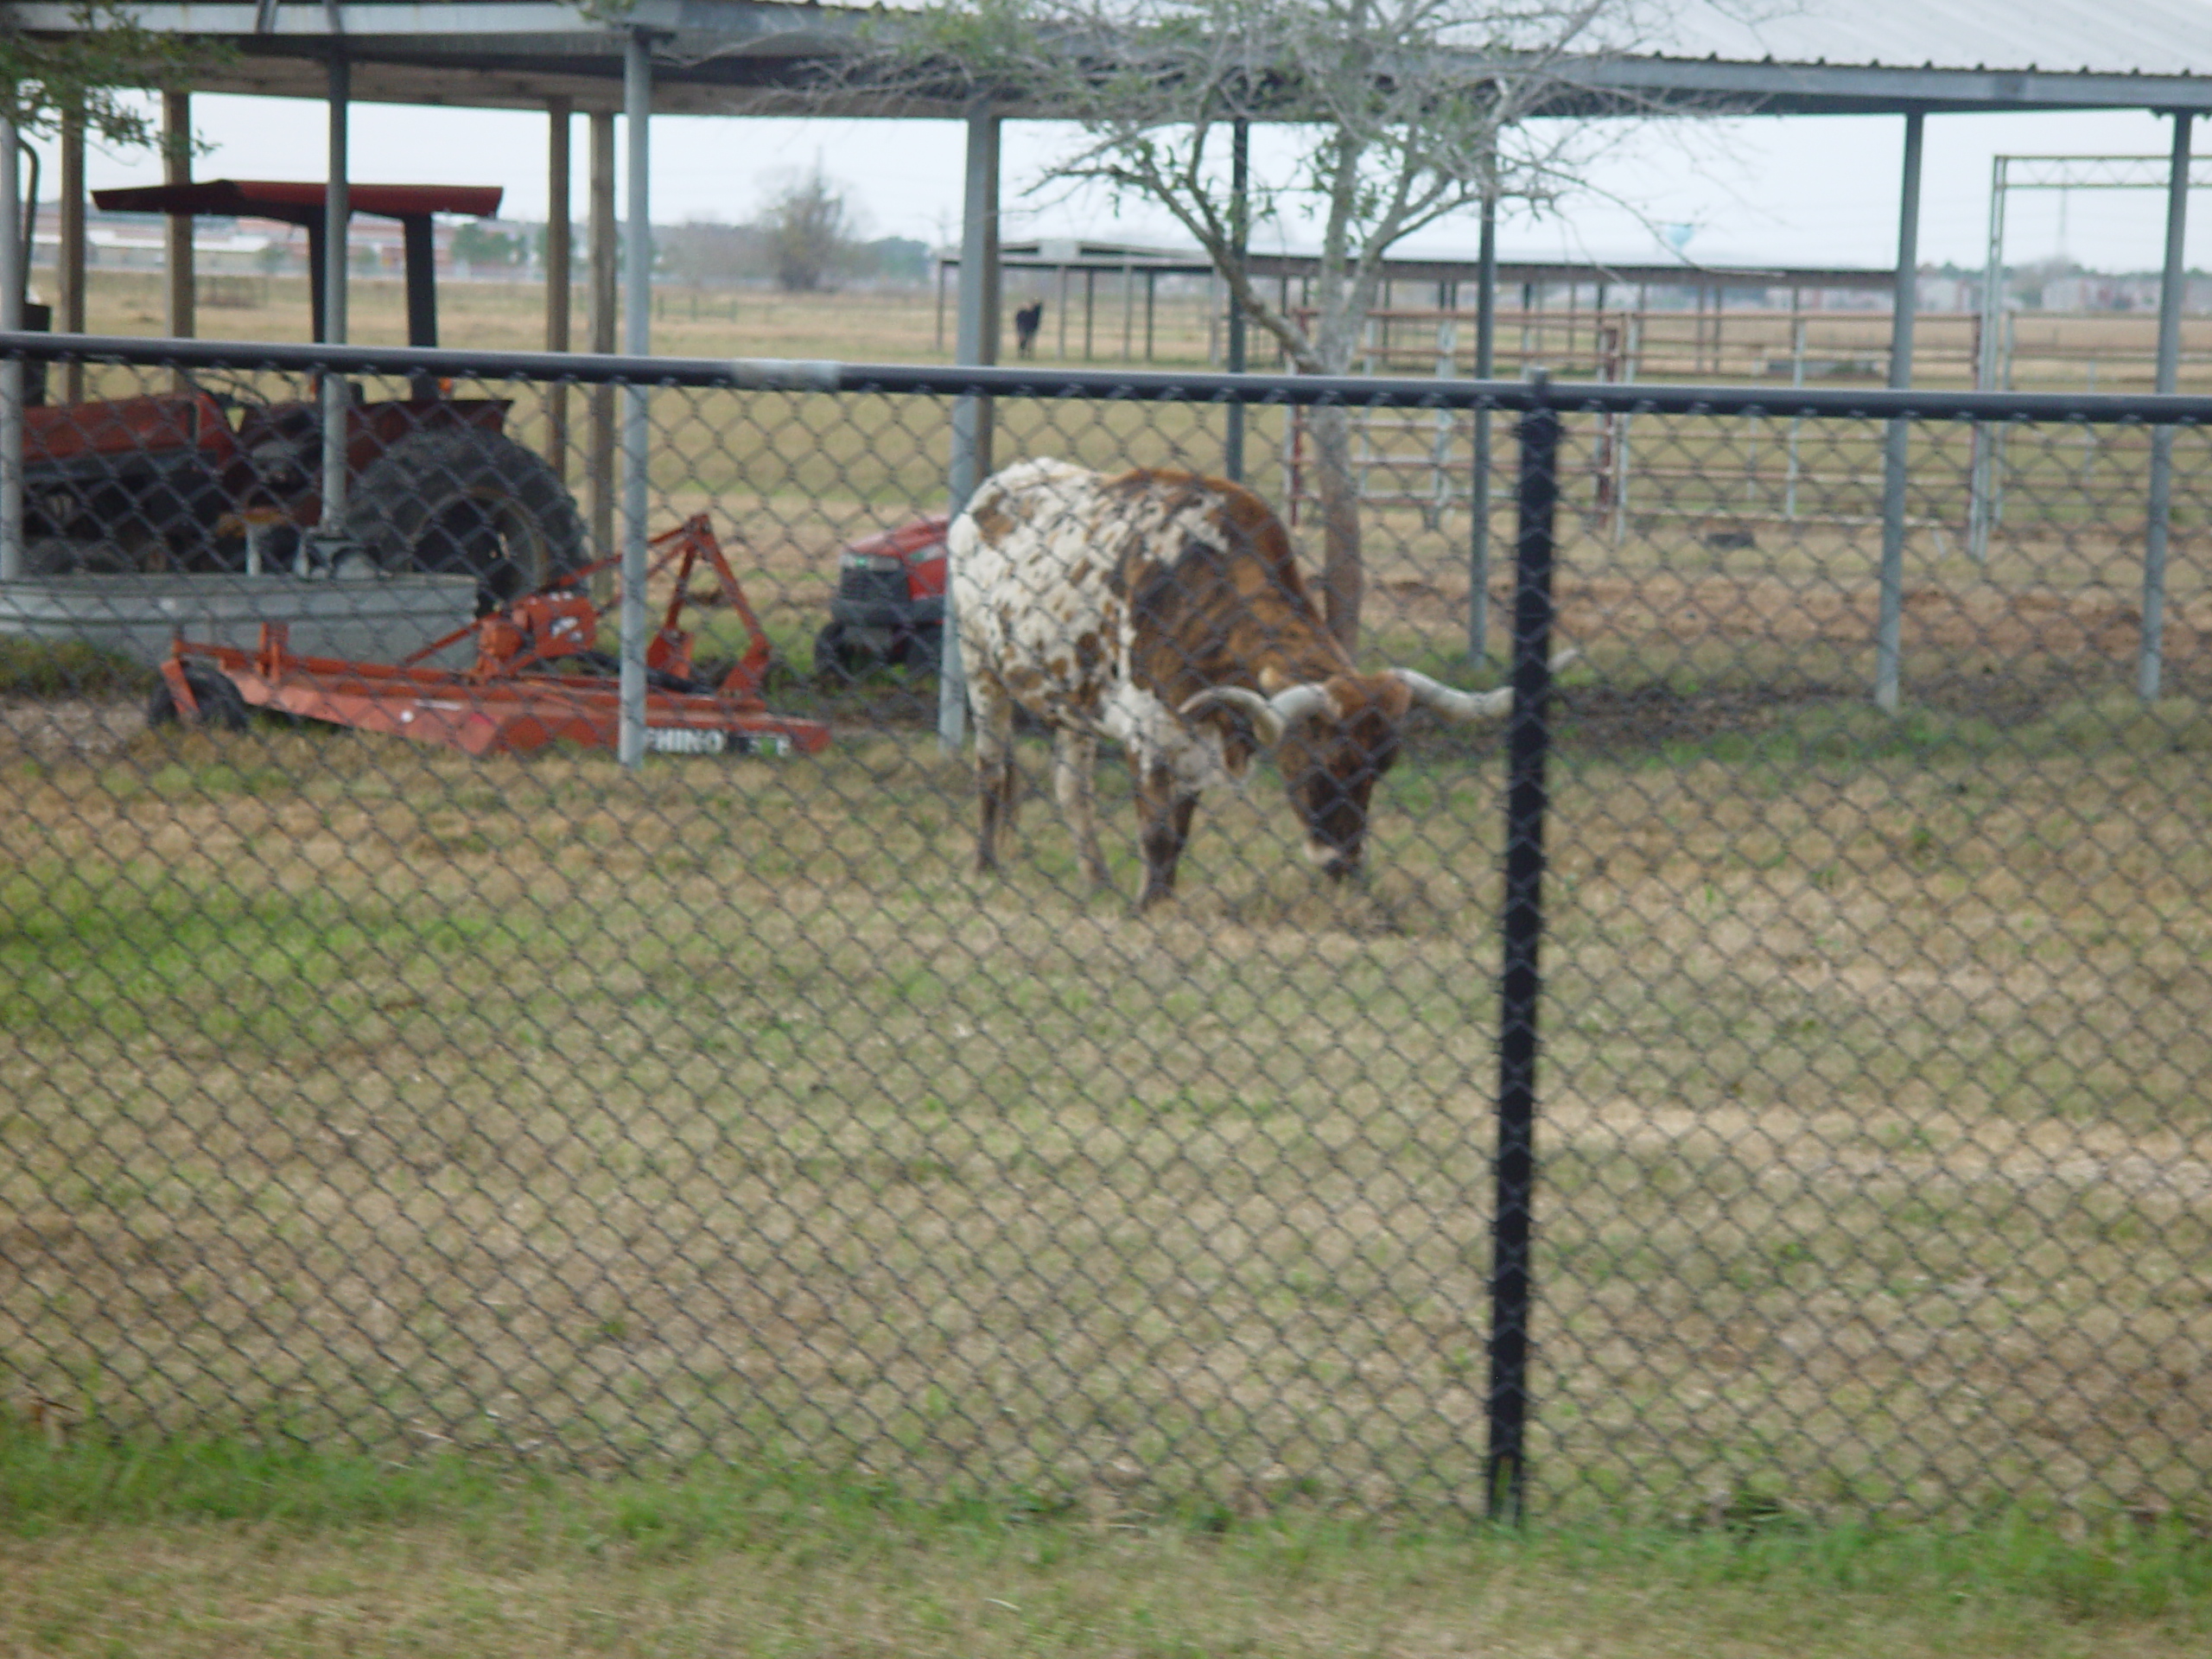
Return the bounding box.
[3,0,2209,115]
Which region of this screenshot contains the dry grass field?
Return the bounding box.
[9,308,2212,1533]
[9,483,2212,1530]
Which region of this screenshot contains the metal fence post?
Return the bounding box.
[1487,372,1560,1526]
[1224,118,1249,481]
[0,106,21,583]
[1469,192,1498,663]
[2139,110,2193,702]
[939,107,1001,753]
[618,29,652,769]
[1876,110,1925,715]
[318,54,350,537]
[1968,156,2008,563]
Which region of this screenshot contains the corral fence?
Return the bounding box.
[3,328,2212,1531]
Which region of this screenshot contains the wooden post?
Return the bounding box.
[58,108,86,403]
[162,91,194,342]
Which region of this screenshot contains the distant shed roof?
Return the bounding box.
[3,0,2209,115]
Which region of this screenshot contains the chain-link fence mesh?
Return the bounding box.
[3,337,2209,1529]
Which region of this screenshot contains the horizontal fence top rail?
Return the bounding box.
[8,330,2212,425]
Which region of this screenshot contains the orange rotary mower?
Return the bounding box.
[149,515,831,759]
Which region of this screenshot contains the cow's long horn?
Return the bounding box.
[1390,649,1580,725]
[1180,682,1335,747]
[1390,669,1511,723]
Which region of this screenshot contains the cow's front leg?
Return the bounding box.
[1133,760,1198,911]
[970,675,1020,875]
[1052,728,1110,887]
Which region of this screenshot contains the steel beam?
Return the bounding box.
[545,97,572,481]
[938,106,1001,752]
[1875,111,1923,715]
[1,108,22,582]
[618,29,653,769]
[2139,111,2195,702]
[1225,118,1249,480]
[1471,190,1497,663]
[318,57,349,534]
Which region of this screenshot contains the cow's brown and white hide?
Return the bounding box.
[950,458,1512,908]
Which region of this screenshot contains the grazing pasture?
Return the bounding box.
[8,516,2212,1524]
[6,340,2212,1527]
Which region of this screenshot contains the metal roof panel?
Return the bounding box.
[1658,0,2212,79]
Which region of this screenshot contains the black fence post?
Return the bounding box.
[1486,375,1560,1526]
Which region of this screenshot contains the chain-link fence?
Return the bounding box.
[3,331,2210,1530]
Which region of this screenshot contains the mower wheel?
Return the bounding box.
[346,427,587,613]
[146,663,250,732]
[893,627,943,678]
[813,621,866,683]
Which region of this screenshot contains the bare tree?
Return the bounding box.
[762,166,861,293]
[1,3,230,148]
[836,0,1735,650]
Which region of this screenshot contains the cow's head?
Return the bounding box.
[1183,668,1513,880]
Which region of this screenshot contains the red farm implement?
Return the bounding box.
[149,515,831,759]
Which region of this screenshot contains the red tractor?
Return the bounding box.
[814,512,950,681]
[23,181,582,612]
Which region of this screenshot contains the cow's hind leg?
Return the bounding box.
[1052,728,1110,887]
[970,677,1019,875]
[1133,760,1198,911]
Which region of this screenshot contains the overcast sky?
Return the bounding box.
[33,92,2209,276]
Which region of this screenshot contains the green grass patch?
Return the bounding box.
[3,1424,2211,1656]
[0,636,151,698]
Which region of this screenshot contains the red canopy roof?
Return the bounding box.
[91,180,504,224]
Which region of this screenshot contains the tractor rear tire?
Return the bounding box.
[145,663,250,732]
[346,427,586,613]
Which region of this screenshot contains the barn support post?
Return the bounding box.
[2139,110,2194,702]
[58,106,86,403]
[1967,155,2009,563]
[1469,189,1497,662]
[317,57,349,535]
[588,110,617,583]
[1785,314,1807,519]
[617,28,653,770]
[545,98,573,481]
[0,104,22,583]
[1224,118,1249,480]
[1875,110,1924,715]
[163,91,194,350]
[1488,372,1560,1527]
[939,105,1001,752]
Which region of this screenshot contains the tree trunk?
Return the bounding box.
[1309,404,1363,654]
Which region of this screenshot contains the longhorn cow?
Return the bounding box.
[949,458,1519,909]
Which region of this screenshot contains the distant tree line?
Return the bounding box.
[656,168,931,291]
